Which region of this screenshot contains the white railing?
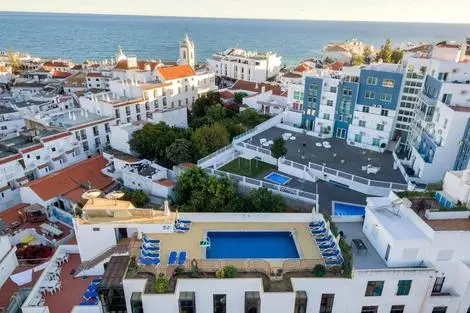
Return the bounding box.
[307,161,409,191]
[197,144,234,166]
[235,141,272,156]
[232,114,283,143]
[204,168,318,204]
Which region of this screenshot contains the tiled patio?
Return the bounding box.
[246,126,406,184]
[0,264,41,310]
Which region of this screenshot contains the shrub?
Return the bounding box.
[215,268,225,278]
[174,266,185,276]
[313,264,326,277]
[16,244,53,262]
[339,239,353,278]
[127,257,138,276]
[223,265,237,278]
[155,275,170,293]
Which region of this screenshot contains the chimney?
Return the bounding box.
[163,200,170,216]
[80,110,84,117]
[68,111,72,119]
[72,112,76,121]
[261,85,265,93]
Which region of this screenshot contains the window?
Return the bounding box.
[362,106,370,113]
[294,291,307,313]
[293,91,304,101]
[51,147,56,152]
[323,114,330,120]
[82,141,89,152]
[136,114,141,121]
[380,94,392,102]
[367,77,378,85]
[326,100,334,106]
[381,109,388,116]
[383,79,395,87]
[354,134,362,143]
[342,88,352,96]
[36,155,40,160]
[92,227,100,231]
[396,280,412,296]
[359,120,366,127]
[213,294,226,313]
[365,91,376,99]
[319,294,334,313]
[126,107,131,116]
[432,307,447,313]
[377,124,385,131]
[145,102,150,111]
[330,86,337,93]
[179,292,196,313]
[442,93,452,105]
[361,306,378,313]
[93,126,99,136]
[136,104,141,113]
[131,292,143,313]
[390,305,405,313]
[373,138,380,147]
[365,281,384,296]
[245,292,260,313]
[115,109,120,118]
[432,277,445,294]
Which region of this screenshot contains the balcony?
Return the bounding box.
[418,91,438,107]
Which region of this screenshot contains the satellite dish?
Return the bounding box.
[81,189,103,200]
[105,191,125,200]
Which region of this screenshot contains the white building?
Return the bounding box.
[25,108,116,156]
[86,72,109,90]
[230,80,288,115]
[0,235,18,288]
[109,122,145,155]
[178,34,195,68]
[0,106,25,137]
[67,192,470,313]
[208,48,282,84]
[147,106,188,128]
[0,65,13,84]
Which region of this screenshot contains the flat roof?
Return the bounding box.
[246,126,407,184]
[103,148,141,163]
[131,220,322,268]
[101,256,130,288]
[0,129,62,150]
[13,99,51,108]
[47,109,113,128]
[0,105,17,114]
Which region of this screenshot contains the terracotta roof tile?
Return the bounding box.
[157,65,196,81]
[219,90,234,99]
[114,59,161,71]
[156,179,176,187]
[20,144,43,154]
[42,132,71,143]
[87,72,103,78]
[231,80,287,97]
[0,154,22,165]
[182,163,196,168]
[0,203,30,224]
[52,71,72,79]
[24,155,113,201]
[43,61,70,68]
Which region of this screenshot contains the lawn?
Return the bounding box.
[219,157,276,178]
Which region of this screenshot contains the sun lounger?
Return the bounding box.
[176,219,192,225]
[315,235,332,243]
[87,284,98,292]
[141,250,160,258]
[178,251,187,265]
[310,227,326,234]
[175,225,190,233]
[83,291,98,301]
[318,241,336,250]
[91,279,102,285]
[325,256,344,267]
[322,249,341,258]
[168,251,177,265]
[80,299,98,305]
[141,244,160,251]
[309,221,325,228]
[139,257,160,266]
[143,237,160,244]
[142,241,160,248]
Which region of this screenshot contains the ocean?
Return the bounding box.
[0,12,469,65]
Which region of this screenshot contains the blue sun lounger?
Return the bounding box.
[309,221,325,228]
[322,249,341,258]
[80,299,98,305]
[175,225,190,233]
[141,250,160,258]
[139,256,160,266]
[315,235,332,243]
[83,291,98,301]
[318,241,336,250]
[141,245,160,252]
[325,256,344,267]
[91,279,102,285]
[178,251,187,265]
[176,219,192,225]
[142,241,159,248]
[168,251,177,265]
[87,284,98,292]
[143,237,160,244]
[310,228,326,235]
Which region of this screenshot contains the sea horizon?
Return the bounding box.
[1,11,470,65]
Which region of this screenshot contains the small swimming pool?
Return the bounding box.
[205,231,299,259]
[333,201,366,216]
[264,172,291,185]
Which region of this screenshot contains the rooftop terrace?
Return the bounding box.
[246,126,406,184]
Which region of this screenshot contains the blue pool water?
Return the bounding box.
[334,202,366,216]
[206,231,299,259]
[264,172,291,185]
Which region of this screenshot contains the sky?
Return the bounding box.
[1,0,470,23]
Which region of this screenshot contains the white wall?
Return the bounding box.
[0,236,18,288]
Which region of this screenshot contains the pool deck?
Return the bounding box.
[132,222,322,268]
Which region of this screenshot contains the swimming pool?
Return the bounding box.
[264,172,291,185]
[333,201,366,216]
[205,231,299,259]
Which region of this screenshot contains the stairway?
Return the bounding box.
[75,243,130,275]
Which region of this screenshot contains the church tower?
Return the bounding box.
[178,34,195,68]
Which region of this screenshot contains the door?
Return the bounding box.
[115,228,128,242]
[336,128,346,139]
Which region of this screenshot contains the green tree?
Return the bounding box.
[123,189,150,207]
[191,123,229,157]
[239,108,261,128]
[351,53,364,66]
[7,50,21,74]
[129,122,190,166]
[377,38,393,63]
[165,139,194,166]
[191,92,221,118]
[363,46,372,63]
[246,188,284,212]
[271,136,287,159]
[391,49,404,64]
[207,103,227,121]
[234,92,248,105]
